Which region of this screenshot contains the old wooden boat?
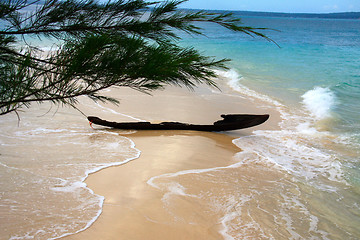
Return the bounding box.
[88,114,269,132]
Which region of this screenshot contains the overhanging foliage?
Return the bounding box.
[0,0,274,115]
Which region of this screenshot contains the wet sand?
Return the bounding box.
[63,83,281,239]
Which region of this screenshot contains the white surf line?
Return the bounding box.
[216,69,283,107]
[52,137,141,240]
[147,159,248,190]
[94,102,146,122]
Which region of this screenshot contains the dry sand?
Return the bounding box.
[63,82,281,239]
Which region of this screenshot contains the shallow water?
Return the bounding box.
[0,103,140,239]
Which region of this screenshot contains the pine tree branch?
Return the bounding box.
[0,0,276,116]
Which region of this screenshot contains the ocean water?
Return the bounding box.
[171,15,360,239]
[1,13,360,239]
[178,15,360,173]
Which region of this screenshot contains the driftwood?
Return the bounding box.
[88,114,269,132]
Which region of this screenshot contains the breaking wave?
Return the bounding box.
[301,87,337,120]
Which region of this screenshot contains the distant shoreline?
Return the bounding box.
[182,9,360,19]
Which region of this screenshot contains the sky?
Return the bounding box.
[179,0,360,13]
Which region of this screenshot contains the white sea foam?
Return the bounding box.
[219,212,237,240]
[301,87,337,120]
[218,195,253,240]
[15,127,70,136]
[94,102,145,121]
[295,122,319,135]
[9,233,35,240]
[161,182,198,203]
[233,130,344,186]
[216,69,283,107]
[147,160,246,190]
[51,181,87,192]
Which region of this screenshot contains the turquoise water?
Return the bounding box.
[177,15,360,238]
[180,17,360,125]
[179,15,360,155]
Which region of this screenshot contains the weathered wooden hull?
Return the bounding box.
[88,114,269,132]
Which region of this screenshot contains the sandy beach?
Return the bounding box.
[63,82,281,239]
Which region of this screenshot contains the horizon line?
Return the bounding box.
[180,8,360,15]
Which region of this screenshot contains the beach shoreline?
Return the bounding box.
[62,83,281,239]
[2,14,360,240]
[64,131,239,240]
